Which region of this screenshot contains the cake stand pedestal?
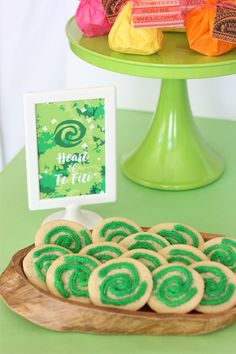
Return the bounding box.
[66,18,236,190]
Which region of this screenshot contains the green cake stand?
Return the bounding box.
[66,17,236,190]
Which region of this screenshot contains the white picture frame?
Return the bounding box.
[24,86,116,211]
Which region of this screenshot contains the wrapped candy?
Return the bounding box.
[185,0,236,56]
[75,0,112,37]
[108,2,163,55]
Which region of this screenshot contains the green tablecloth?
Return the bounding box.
[0,110,236,354]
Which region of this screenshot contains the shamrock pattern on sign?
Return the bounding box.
[36,99,106,200]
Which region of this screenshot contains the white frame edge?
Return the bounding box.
[24,86,116,210]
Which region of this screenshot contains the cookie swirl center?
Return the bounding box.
[44,226,91,252]
[33,246,69,282]
[204,243,236,268]
[153,265,197,307]
[54,255,98,298]
[98,262,147,305]
[194,265,235,305]
[157,224,199,246]
[99,221,139,242]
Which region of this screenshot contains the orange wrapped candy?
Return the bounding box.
[185,0,236,56]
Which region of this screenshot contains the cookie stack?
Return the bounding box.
[23,217,236,314]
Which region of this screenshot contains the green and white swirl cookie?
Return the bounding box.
[121,249,168,272]
[23,244,71,290]
[35,219,92,253]
[88,257,153,311]
[79,242,127,263]
[92,217,142,243]
[149,222,204,248]
[46,254,101,303]
[192,261,236,313]
[159,244,208,266]
[148,264,204,314]
[119,232,170,251]
[201,237,236,273]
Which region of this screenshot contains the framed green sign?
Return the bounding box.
[24,87,116,212]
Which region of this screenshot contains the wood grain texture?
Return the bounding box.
[0,232,236,335]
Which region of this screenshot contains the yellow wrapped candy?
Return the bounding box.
[108,2,163,55]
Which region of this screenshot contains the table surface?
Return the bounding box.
[66,17,236,79]
[1,109,236,354]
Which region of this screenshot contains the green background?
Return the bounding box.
[36,98,106,199]
[1,110,236,354]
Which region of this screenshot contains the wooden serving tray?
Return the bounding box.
[0,232,236,335]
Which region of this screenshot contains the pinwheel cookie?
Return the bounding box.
[23,244,71,290]
[148,264,204,314]
[119,232,170,252]
[92,217,142,243]
[46,254,100,303]
[121,249,168,272]
[159,244,208,266]
[201,237,236,273]
[192,261,236,313]
[79,242,127,263]
[35,219,92,253]
[88,257,153,311]
[149,222,204,248]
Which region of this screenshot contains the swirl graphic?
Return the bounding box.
[97,220,141,243]
[192,262,236,313]
[148,264,204,313]
[149,223,204,248]
[202,238,236,272]
[119,232,170,252]
[54,120,86,148]
[122,249,168,272]
[88,258,153,311]
[44,226,91,253]
[79,242,126,263]
[46,255,100,302]
[160,245,208,266]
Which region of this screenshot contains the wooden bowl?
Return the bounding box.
[0,232,236,335]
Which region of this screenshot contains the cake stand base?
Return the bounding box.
[122,79,224,190]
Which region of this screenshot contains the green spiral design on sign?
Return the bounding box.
[157,224,199,247]
[44,226,91,252]
[153,265,197,307]
[204,239,236,272]
[86,245,123,263]
[54,120,86,148]
[98,262,147,305]
[33,246,70,282]
[99,221,140,242]
[194,264,235,306]
[54,255,99,299]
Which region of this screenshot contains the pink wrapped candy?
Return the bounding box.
[75,0,112,37]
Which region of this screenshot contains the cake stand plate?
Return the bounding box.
[66,18,236,190]
[0,231,236,334]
